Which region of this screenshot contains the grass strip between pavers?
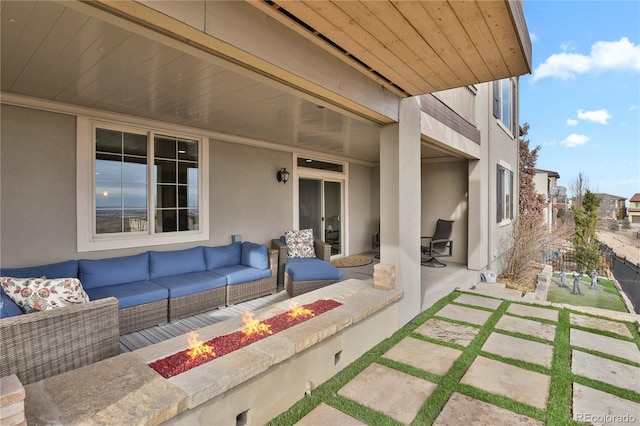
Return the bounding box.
[267,291,640,426]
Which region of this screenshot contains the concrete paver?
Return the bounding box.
[337,363,437,424]
[570,328,639,362]
[481,333,554,368]
[383,336,462,375]
[295,403,365,426]
[507,304,559,322]
[495,315,557,341]
[460,356,551,409]
[571,350,640,393]
[435,304,492,326]
[570,313,633,338]
[433,392,544,426]
[454,294,502,310]
[572,383,640,426]
[414,318,479,347]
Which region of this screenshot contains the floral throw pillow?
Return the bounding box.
[284,229,316,258]
[1,277,90,314]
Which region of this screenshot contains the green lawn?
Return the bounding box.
[547,274,628,312]
[267,291,640,425]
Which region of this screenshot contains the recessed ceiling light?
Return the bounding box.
[98,47,105,51]
[306,159,312,163]
[9,18,17,23]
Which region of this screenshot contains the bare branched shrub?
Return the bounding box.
[503,216,573,282]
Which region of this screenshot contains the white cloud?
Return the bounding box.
[561,134,589,148]
[577,109,612,125]
[630,105,638,111]
[532,37,640,81]
[566,118,579,126]
[530,32,538,42]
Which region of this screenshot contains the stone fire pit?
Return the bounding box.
[21,279,402,425]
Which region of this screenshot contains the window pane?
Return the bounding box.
[178,209,190,231]
[178,186,188,208]
[123,133,147,156]
[155,135,177,159]
[178,140,198,161]
[96,210,123,234]
[124,210,147,232]
[178,162,197,184]
[96,128,122,153]
[95,183,122,209]
[123,156,147,183]
[155,160,176,183]
[188,210,199,231]
[96,154,122,182]
[501,80,511,130]
[123,183,147,208]
[157,184,177,208]
[157,210,177,232]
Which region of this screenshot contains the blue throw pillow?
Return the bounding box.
[241,242,268,270]
[149,246,206,279]
[204,242,242,269]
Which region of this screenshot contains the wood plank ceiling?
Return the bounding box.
[250,0,532,96]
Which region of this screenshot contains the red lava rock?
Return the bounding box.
[149,299,342,378]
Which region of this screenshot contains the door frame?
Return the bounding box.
[292,154,349,258]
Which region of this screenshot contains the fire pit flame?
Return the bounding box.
[241,311,272,341]
[287,300,314,321]
[186,331,215,362]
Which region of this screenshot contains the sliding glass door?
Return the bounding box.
[299,178,342,256]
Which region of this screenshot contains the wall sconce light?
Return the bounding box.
[277,167,290,184]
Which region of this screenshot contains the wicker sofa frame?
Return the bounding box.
[271,239,340,296]
[226,249,278,305]
[0,297,120,385]
[119,299,168,335]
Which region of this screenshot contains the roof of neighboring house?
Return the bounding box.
[594,193,627,200]
[535,169,560,178]
[630,193,640,202]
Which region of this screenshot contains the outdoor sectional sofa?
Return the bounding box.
[1,241,277,335]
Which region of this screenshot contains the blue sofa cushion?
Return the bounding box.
[0,291,23,318]
[241,242,268,270]
[285,258,343,281]
[211,265,272,285]
[79,253,150,289]
[151,271,226,298]
[0,260,78,279]
[204,242,241,269]
[84,280,167,309]
[149,247,206,279]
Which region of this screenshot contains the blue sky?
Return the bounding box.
[520,1,640,203]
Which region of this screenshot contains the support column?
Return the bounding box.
[380,97,422,327]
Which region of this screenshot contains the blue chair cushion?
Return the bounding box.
[211,265,272,285]
[204,242,242,269]
[151,271,226,298]
[285,258,343,282]
[0,260,79,279]
[149,247,206,279]
[79,253,150,289]
[0,291,23,318]
[84,280,168,309]
[241,242,268,270]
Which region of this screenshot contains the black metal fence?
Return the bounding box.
[610,256,640,314]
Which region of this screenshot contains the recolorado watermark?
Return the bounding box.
[575,413,637,424]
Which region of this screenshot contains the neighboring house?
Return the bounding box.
[534,169,566,230]
[594,193,627,220]
[0,1,531,328]
[629,193,640,226]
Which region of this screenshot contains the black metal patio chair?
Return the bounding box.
[421,219,454,267]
